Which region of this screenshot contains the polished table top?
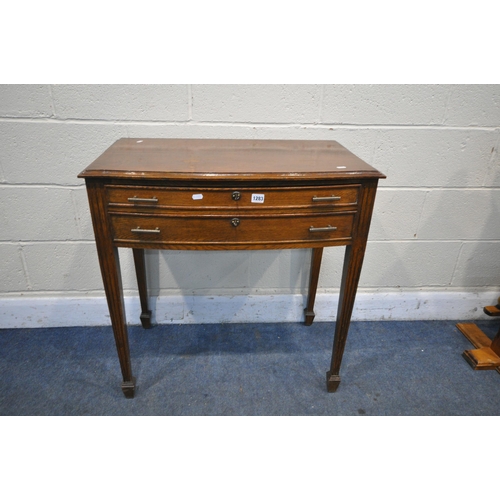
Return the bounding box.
[79,138,384,182]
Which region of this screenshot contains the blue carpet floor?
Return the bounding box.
[1,320,499,415]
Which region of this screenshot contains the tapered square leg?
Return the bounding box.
[304,248,323,326]
[86,180,136,399]
[133,248,152,329]
[327,182,378,393]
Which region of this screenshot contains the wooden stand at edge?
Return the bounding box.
[456,298,500,374]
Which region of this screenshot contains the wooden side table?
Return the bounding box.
[78,138,385,398]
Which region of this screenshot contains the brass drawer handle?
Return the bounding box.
[131,226,161,234]
[231,218,240,227]
[309,225,337,233]
[127,196,159,203]
[312,195,341,202]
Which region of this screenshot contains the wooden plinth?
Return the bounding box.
[456,323,500,374]
[484,300,500,317]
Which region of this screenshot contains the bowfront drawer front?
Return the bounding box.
[106,184,360,212]
[110,212,355,248]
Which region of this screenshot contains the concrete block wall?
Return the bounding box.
[1,84,499,326]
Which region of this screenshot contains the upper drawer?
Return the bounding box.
[106,184,360,211]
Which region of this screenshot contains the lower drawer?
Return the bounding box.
[110,212,355,247]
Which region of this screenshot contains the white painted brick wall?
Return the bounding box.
[321,85,451,125]
[51,85,190,121]
[1,84,499,323]
[0,245,26,291]
[191,84,323,123]
[0,85,53,118]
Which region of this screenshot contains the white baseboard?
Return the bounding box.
[1,291,499,328]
